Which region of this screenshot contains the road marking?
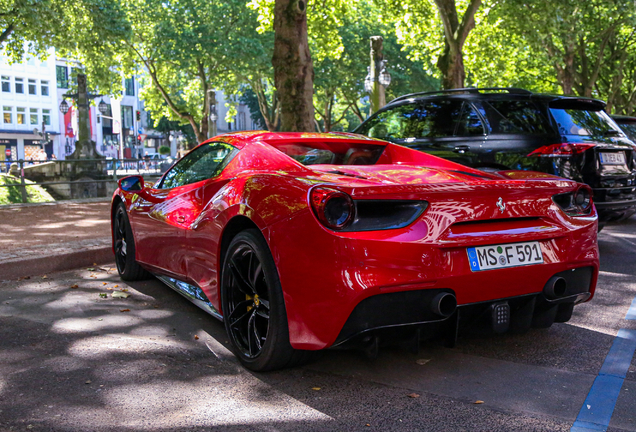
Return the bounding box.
[626,296,636,321]
[571,327,636,432]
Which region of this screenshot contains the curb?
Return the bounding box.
[0,240,113,281]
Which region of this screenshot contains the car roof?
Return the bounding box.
[386,87,606,110]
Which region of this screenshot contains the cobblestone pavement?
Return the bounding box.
[0,199,111,252]
[0,199,112,280]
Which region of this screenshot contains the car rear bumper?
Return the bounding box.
[333,266,594,348]
[268,207,599,350]
[592,187,636,221]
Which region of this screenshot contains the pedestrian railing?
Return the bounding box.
[0,158,171,204]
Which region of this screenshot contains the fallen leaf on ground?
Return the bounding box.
[407,393,420,398]
[474,400,484,404]
[18,276,31,281]
[99,293,108,298]
[85,380,91,384]
[194,335,199,340]
[114,285,119,288]
[365,424,371,427]
[70,284,79,289]
[416,358,430,365]
[121,288,129,292]
[153,305,160,308]
[86,268,95,271]
[112,291,130,299]
[120,309,130,312]
[106,287,113,291]
[312,387,321,391]
[102,282,107,285]
[93,263,97,266]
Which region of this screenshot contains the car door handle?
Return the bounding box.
[453,145,470,154]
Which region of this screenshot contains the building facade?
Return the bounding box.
[0,48,60,166]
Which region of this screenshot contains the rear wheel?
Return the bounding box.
[221,229,311,371]
[113,203,151,281]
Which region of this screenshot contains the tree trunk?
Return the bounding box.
[272,0,315,132]
[437,42,465,89]
[433,0,481,90]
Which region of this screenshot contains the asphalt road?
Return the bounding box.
[1,218,635,432]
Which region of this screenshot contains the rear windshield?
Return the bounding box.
[480,100,552,134]
[550,108,622,138]
[271,142,385,166]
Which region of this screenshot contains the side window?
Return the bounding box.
[362,100,464,140]
[481,100,551,134]
[158,143,236,189]
[455,102,484,136]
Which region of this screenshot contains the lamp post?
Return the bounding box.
[207,90,218,139]
[365,36,391,116]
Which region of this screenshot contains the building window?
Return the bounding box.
[1,76,9,92]
[30,108,38,125]
[3,106,12,124]
[122,105,133,129]
[41,80,49,96]
[28,79,37,95]
[56,66,68,88]
[42,109,51,126]
[124,77,134,96]
[15,77,24,94]
[17,107,25,125]
[70,67,79,86]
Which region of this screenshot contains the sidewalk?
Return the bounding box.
[0,198,113,281]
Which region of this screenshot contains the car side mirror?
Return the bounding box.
[119,175,144,192]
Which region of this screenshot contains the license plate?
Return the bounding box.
[467,241,544,271]
[599,152,625,165]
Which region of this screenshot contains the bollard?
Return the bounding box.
[19,160,27,203]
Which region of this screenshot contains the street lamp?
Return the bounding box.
[59,99,69,115]
[98,99,108,115]
[378,60,391,87]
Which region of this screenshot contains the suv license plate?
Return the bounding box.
[599,152,625,165]
[467,241,544,271]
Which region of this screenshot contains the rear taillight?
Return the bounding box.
[528,143,595,157]
[310,187,355,230]
[553,186,593,216]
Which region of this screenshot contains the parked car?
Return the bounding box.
[612,115,636,142]
[112,132,599,371]
[354,88,636,226]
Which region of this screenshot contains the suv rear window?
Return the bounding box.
[550,108,622,138]
[480,100,552,135]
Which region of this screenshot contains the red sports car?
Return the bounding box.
[111,132,599,371]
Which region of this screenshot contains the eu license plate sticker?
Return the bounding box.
[467,241,543,271]
[599,152,625,165]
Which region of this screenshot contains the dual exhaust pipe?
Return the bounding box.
[427,276,567,319]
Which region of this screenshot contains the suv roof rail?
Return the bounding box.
[388,87,533,105]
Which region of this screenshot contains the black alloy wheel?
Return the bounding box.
[113,203,150,281]
[221,229,312,371]
[224,241,271,359]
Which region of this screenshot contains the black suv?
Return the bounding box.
[354,88,636,224]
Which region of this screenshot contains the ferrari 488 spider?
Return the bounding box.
[112,132,599,371]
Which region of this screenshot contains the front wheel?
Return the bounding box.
[113,203,151,281]
[221,229,310,371]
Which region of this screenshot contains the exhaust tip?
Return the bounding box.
[431,293,457,317]
[544,276,567,299]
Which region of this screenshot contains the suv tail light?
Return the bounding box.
[553,186,593,216]
[528,143,595,157]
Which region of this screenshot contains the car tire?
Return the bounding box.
[221,229,312,371]
[113,203,151,281]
